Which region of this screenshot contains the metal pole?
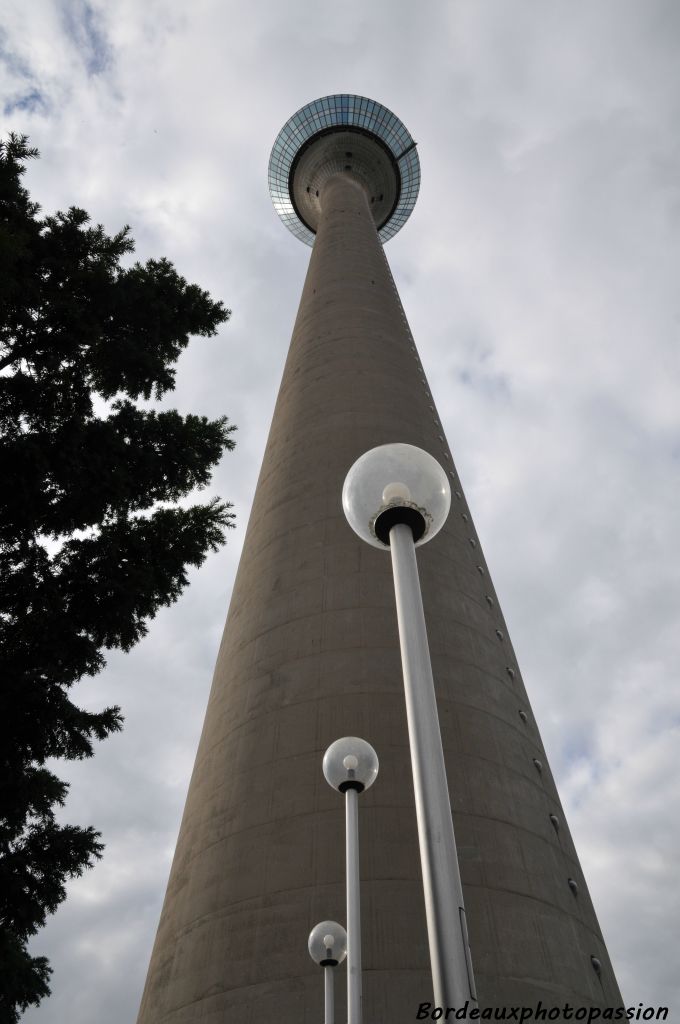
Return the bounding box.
[346,786,362,1024]
[324,965,334,1024]
[389,522,477,1013]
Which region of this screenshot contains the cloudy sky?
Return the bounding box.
[3,0,679,1020]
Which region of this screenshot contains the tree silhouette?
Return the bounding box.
[0,134,236,1021]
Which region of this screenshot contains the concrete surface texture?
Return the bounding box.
[136,168,622,1023]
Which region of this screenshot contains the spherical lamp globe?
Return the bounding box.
[308,920,348,967]
[342,443,451,549]
[323,737,379,793]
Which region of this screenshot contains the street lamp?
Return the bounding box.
[323,737,379,1024]
[308,920,347,1024]
[342,443,477,1012]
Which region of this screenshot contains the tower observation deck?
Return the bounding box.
[136,96,622,1023]
[268,93,420,244]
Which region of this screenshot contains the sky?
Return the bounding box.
[2,0,679,1020]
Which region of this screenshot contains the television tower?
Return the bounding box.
[136,94,621,1022]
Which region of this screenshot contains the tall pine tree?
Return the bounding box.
[0,134,236,1021]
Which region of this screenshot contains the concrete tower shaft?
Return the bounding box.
[136,101,622,1022]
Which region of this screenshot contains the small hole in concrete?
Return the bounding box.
[518,710,528,723]
[532,758,543,773]
[549,813,560,832]
[568,878,579,896]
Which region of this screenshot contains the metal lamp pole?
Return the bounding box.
[342,443,477,1014]
[324,961,334,1024]
[323,737,379,1024]
[345,783,361,1024]
[389,520,476,1010]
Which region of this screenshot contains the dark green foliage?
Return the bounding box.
[0,134,236,1021]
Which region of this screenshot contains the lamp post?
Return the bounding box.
[308,920,347,1024]
[342,443,477,1013]
[323,737,379,1024]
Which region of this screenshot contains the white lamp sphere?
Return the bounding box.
[342,443,451,549]
[308,920,347,966]
[323,737,379,793]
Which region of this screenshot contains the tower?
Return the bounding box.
[136,95,621,1022]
